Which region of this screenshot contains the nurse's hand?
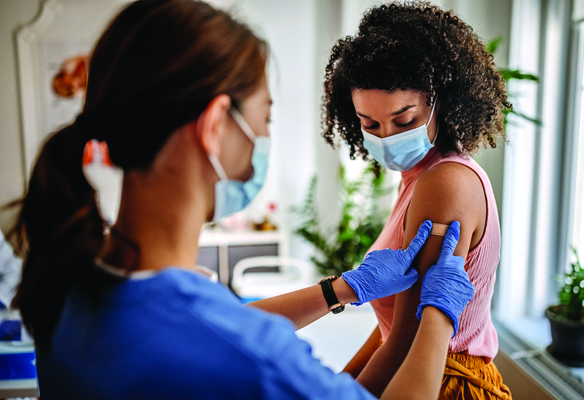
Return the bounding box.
[415,221,475,337]
[341,220,432,306]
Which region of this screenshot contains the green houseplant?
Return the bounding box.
[486,36,541,128]
[546,247,584,366]
[293,164,392,278]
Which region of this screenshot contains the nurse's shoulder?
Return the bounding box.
[44,267,295,399]
[159,267,297,344]
[153,268,375,400]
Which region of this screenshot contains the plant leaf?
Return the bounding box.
[508,109,542,126]
[501,69,539,82]
[486,36,503,54]
[292,162,391,276]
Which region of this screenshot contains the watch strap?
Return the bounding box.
[318,276,345,314]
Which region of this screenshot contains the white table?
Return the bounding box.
[296,304,378,372]
[0,378,38,398]
[0,342,38,399]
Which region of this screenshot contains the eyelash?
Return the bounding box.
[395,119,415,128]
[363,119,416,130]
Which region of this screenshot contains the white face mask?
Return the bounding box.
[362,99,438,172]
[207,108,270,221]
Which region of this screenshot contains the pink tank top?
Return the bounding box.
[369,147,500,362]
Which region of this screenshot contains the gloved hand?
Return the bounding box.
[342,220,432,306]
[415,221,475,337]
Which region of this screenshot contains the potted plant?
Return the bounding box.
[546,247,584,366]
[293,164,392,278]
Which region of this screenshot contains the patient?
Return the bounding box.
[323,2,512,399]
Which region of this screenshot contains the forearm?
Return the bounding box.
[343,325,381,378]
[356,320,415,397]
[356,289,420,397]
[246,278,358,330]
[381,306,452,400]
[358,232,459,396]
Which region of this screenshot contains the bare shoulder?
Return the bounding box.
[405,160,486,256]
[417,161,483,198]
[412,161,485,220]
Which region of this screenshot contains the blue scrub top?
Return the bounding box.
[37,267,376,399]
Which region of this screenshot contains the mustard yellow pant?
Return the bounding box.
[440,353,512,400]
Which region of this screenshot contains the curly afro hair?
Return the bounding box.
[323,1,511,164]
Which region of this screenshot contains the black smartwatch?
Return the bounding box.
[318,276,345,314]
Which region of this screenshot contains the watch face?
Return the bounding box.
[318,276,339,285]
[331,305,345,314]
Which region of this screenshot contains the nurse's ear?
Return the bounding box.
[194,94,232,157]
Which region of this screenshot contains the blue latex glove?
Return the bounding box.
[415,221,475,337]
[342,220,432,306]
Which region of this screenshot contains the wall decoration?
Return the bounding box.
[14,0,127,181]
[41,41,89,135]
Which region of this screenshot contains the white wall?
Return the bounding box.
[0,0,345,262]
[228,0,343,260]
[0,0,40,231]
[0,0,128,232]
[436,0,512,221]
[0,0,513,262]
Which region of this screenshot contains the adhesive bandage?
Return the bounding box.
[430,223,449,237]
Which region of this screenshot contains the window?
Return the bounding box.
[496,0,571,323]
[569,23,584,258]
[494,0,584,391]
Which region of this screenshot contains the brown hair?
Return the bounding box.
[8,0,267,352]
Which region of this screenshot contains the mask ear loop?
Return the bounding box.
[208,109,260,183]
[432,123,440,145]
[230,108,257,144]
[425,97,438,127]
[208,154,229,182]
[426,97,439,145]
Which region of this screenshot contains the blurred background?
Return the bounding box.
[2,0,584,399]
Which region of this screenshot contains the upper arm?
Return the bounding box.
[354,163,487,397]
[403,162,486,265]
[395,161,485,334]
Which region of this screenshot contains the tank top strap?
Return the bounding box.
[430,152,499,258]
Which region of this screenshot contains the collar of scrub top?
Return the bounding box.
[94,258,156,280]
[94,259,218,282]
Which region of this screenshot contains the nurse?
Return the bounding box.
[7,0,474,398]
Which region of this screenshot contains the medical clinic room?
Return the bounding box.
[2,0,584,398]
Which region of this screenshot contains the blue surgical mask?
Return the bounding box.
[208,109,270,221]
[362,99,438,172]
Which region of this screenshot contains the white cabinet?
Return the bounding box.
[197,230,289,286]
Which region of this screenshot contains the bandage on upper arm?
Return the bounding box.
[430,223,449,237]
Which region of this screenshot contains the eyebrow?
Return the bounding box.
[356,104,416,119]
